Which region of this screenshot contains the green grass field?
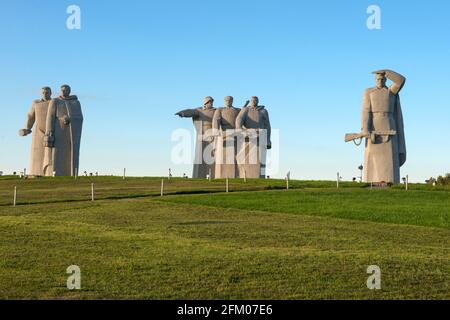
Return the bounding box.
[0,176,448,299]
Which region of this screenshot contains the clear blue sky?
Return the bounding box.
[1,0,449,181]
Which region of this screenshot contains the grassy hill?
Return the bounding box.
[0,177,448,299]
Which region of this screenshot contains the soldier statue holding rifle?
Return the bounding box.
[345,69,406,183]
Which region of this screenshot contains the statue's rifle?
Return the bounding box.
[344,130,397,146]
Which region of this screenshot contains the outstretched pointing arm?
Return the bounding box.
[175,108,199,118]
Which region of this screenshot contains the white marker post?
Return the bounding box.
[123,168,126,180]
[337,172,340,189]
[286,171,291,190]
[209,168,212,182]
[226,177,229,193]
[161,179,164,197]
[243,169,247,183]
[406,175,409,191]
[91,183,95,201]
[13,186,17,207]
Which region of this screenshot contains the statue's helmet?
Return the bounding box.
[203,96,214,105]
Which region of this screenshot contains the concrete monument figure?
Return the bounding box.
[345,69,406,183]
[235,96,272,178]
[175,96,216,178]
[212,96,243,178]
[43,85,83,176]
[18,87,52,176]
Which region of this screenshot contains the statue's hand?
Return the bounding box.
[44,133,55,148]
[61,115,71,125]
[18,129,32,137]
[267,142,272,150]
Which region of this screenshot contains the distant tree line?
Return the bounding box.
[426,173,450,186]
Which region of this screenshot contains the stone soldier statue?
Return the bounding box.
[235,96,272,178]
[346,70,406,183]
[18,87,52,176]
[43,85,83,176]
[212,96,243,178]
[175,96,216,179]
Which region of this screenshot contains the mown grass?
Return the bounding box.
[0,177,448,299]
[162,188,450,229]
[0,198,448,299]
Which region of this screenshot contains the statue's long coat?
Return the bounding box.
[235,106,271,179]
[361,86,406,183]
[212,107,241,179]
[24,99,51,176]
[179,107,216,179]
[43,96,83,176]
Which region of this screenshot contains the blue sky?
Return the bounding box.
[0,0,449,181]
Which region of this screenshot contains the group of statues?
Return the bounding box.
[19,85,83,177]
[176,96,272,179]
[19,69,407,184]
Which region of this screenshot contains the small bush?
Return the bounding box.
[436,173,450,186]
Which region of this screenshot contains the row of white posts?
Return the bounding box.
[9,173,411,206]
